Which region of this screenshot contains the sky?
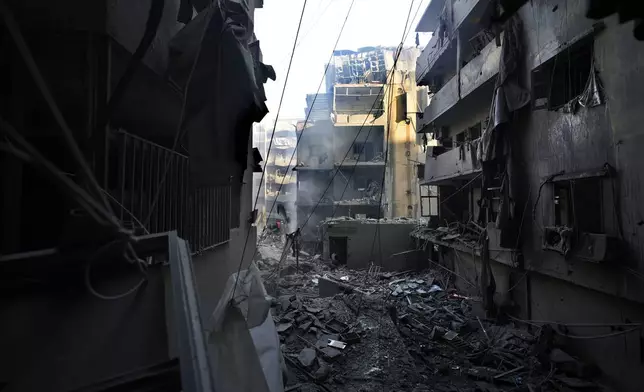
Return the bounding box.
[254,0,432,126]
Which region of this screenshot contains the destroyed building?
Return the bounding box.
[296,46,429,246]
[264,121,298,233]
[0,0,283,391]
[413,0,644,390]
[253,123,268,231]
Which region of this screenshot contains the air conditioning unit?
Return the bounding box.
[542,226,573,256]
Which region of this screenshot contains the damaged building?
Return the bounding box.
[264,120,298,233]
[296,46,429,246]
[0,0,284,391]
[413,0,644,390]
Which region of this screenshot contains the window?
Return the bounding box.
[353,142,374,161]
[420,185,438,217]
[532,38,593,110]
[553,178,603,234]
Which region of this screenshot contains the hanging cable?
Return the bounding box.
[0,116,123,232]
[85,238,148,300]
[259,0,357,246]
[142,6,220,229]
[231,0,309,300]
[298,2,416,235]
[368,55,401,267]
[359,0,416,324]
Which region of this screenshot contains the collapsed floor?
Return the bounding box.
[256,242,615,392]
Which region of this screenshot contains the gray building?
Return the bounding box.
[0,0,279,390]
[414,0,644,390]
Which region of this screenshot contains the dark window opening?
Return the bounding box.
[353,142,375,161]
[456,132,466,144]
[329,236,348,264]
[469,123,482,140]
[353,175,369,190]
[532,39,594,110]
[554,178,603,234]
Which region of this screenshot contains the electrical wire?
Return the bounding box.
[0,116,123,232]
[102,189,151,235]
[507,315,641,340]
[351,0,416,321]
[0,1,117,220]
[232,0,309,300]
[369,54,402,267]
[257,0,356,246]
[438,172,484,207]
[85,239,148,300]
[142,7,217,229]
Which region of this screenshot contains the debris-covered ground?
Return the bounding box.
[256,241,614,392]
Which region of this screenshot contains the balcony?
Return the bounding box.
[332,84,386,126]
[267,154,294,167]
[415,0,491,85]
[422,140,481,184]
[422,74,459,126]
[267,172,297,185]
[419,37,500,129]
[460,37,502,97]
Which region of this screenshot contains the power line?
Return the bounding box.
[355,0,416,323]
[232,0,310,299]
[142,9,214,229]
[257,0,357,245]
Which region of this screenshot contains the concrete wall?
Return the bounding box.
[323,221,418,271]
[416,2,644,390]
[384,48,425,220]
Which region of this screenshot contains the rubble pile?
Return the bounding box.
[323,216,418,225]
[256,243,613,392]
[411,222,483,249]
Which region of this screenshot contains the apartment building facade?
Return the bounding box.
[414,0,644,389]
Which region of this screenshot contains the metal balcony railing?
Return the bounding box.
[109,130,231,253]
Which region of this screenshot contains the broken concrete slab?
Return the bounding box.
[276,322,293,334]
[314,360,330,381]
[298,348,317,367]
[321,347,343,359]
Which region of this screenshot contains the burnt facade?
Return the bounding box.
[296,56,387,244]
[413,0,644,390]
[264,122,298,232]
[0,0,275,390]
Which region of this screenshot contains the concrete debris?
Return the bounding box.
[411,223,483,249]
[323,216,419,225]
[277,322,293,333]
[255,241,610,392]
[298,348,317,367]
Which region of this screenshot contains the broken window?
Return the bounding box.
[532,38,594,110]
[553,178,603,234]
[420,185,438,217]
[353,142,374,161]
